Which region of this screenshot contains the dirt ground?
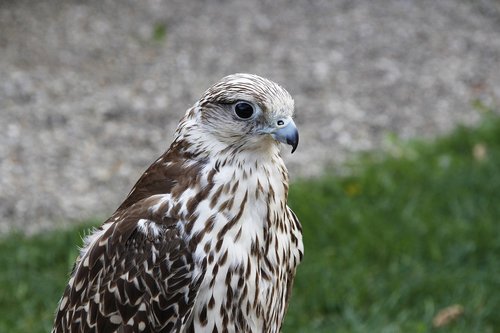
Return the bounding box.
[1,0,499,233]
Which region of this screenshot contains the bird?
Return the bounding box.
[52,73,304,333]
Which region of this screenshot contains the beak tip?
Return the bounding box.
[288,137,298,154]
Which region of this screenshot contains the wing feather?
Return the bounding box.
[53,205,206,333]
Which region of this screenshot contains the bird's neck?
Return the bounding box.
[207,148,289,201]
[171,108,291,225]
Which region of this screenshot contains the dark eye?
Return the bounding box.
[234,102,254,119]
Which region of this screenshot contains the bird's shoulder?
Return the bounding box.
[117,145,207,212]
[53,194,206,333]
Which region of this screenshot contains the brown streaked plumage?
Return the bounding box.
[52,73,303,333]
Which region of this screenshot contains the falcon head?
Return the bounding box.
[178,73,298,156]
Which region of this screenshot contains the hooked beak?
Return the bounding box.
[270,118,299,153]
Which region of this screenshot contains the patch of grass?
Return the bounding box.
[1,114,499,332]
[284,113,500,332]
[152,22,167,42]
[0,222,97,332]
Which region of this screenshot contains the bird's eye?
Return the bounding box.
[234,102,254,119]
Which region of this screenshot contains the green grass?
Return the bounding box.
[1,114,500,332]
[284,113,500,332]
[152,22,167,42]
[0,223,96,332]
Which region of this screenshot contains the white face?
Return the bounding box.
[197,74,296,153]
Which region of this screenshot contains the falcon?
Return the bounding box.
[52,73,304,333]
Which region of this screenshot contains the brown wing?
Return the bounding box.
[117,147,204,212]
[53,209,206,333]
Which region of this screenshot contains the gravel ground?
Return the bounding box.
[1,0,500,233]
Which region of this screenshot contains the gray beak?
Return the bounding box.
[271,119,299,153]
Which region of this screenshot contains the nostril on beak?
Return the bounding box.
[270,119,299,154]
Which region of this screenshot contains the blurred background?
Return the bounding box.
[1,0,499,233]
[1,1,500,332]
